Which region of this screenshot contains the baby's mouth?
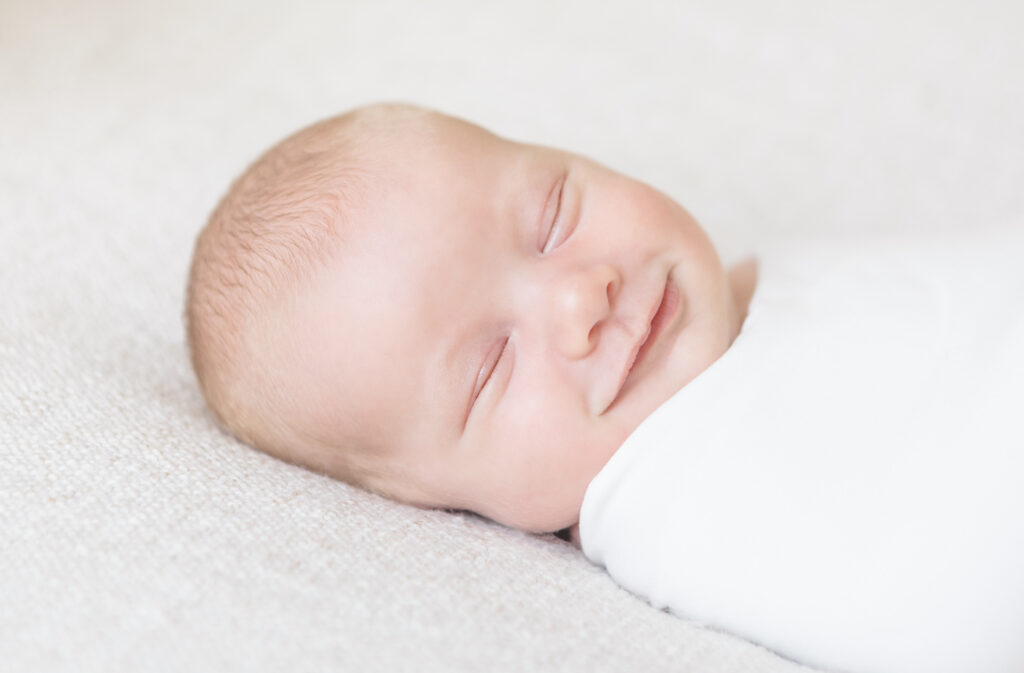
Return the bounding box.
[591,276,681,415]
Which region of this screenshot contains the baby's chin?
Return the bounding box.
[470,486,586,534]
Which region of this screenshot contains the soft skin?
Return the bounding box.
[276,112,753,533]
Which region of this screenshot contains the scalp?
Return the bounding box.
[184,102,439,484]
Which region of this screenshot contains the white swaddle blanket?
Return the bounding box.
[580,224,1024,673]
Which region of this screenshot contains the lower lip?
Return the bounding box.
[616,278,681,402]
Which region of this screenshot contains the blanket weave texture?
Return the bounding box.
[2,1,1021,671]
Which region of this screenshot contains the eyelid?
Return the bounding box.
[468,336,510,415]
[539,172,569,254]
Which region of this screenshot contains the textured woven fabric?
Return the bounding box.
[2,1,1021,671]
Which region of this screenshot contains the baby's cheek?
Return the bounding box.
[503,386,561,437]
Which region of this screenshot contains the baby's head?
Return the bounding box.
[186,103,741,532]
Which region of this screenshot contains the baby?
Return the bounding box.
[185,102,757,538]
[188,103,1024,672]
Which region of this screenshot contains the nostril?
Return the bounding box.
[606,278,618,303]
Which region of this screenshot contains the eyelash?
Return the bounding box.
[541,174,571,254]
[471,336,510,411]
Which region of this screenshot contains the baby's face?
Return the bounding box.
[281,114,738,532]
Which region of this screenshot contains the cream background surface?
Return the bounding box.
[2,1,1021,671]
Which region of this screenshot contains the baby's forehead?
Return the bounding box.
[359,117,547,195]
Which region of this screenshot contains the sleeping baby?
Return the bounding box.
[186,102,1024,673]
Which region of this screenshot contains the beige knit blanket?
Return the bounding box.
[2,1,1021,671]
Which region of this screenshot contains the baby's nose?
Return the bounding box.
[550,264,620,359]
